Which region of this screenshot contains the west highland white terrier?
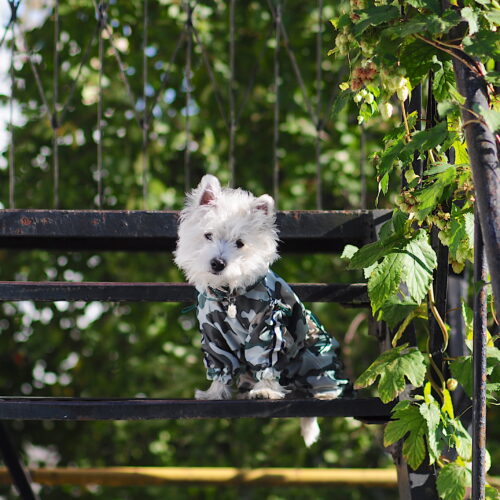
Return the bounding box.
[174,174,350,446]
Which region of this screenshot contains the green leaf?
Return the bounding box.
[437,463,470,500]
[448,207,474,258]
[355,344,427,402]
[353,5,400,35]
[400,39,440,86]
[485,71,500,86]
[450,418,472,461]
[331,90,352,116]
[378,296,420,329]
[419,400,441,464]
[463,30,500,59]
[402,230,437,303]
[450,356,473,397]
[406,121,449,155]
[368,252,406,314]
[378,141,407,179]
[406,0,441,13]
[348,233,402,270]
[341,244,359,261]
[384,402,427,469]
[461,7,479,35]
[479,106,500,133]
[433,60,456,102]
[415,166,456,220]
[483,9,500,25]
[486,485,500,500]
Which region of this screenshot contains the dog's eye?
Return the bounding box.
[235,239,244,249]
[204,233,213,241]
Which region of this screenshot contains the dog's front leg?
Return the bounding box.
[195,380,233,400]
[248,378,289,400]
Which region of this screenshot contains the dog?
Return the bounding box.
[174,175,350,445]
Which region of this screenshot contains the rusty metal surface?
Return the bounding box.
[0,281,369,305]
[473,210,488,500]
[0,210,389,252]
[453,59,500,309]
[0,397,394,422]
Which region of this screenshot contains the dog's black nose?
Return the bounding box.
[210,258,226,273]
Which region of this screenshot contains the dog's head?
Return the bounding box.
[174,175,279,292]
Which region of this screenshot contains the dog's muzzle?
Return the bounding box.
[210,257,226,274]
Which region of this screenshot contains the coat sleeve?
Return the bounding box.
[197,300,240,385]
[244,276,309,381]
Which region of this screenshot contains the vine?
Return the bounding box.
[331,1,500,499]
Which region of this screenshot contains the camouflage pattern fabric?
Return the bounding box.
[196,270,350,397]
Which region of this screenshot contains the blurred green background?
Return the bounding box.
[0,1,496,499]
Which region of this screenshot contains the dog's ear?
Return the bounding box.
[197,175,221,206]
[253,194,275,216]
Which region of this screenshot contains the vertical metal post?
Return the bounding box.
[97,1,105,208]
[142,0,149,209]
[8,21,15,208]
[315,0,323,210]
[0,423,39,500]
[272,0,281,206]
[184,1,193,192]
[228,0,236,187]
[360,124,366,209]
[52,0,60,208]
[472,208,487,500]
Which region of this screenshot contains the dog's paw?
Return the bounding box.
[312,389,342,400]
[248,379,289,400]
[195,380,233,400]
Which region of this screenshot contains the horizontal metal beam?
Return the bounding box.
[0,397,393,422]
[0,210,389,252]
[0,467,401,487]
[0,282,369,305]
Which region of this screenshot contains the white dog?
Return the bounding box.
[174,175,350,445]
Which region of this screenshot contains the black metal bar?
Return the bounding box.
[0,282,369,305]
[428,227,449,383]
[0,398,393,422]
[0,423,39,500]
[472,209,487,500]
[452,54,500,309]
[0,210,387,252]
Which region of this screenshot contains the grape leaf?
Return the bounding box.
[461,6,479,35]
[448,207,474,258]
[479,106,500,134]
[353,5,400,35]
[402,230,437,303]
[415,166,456,220]
[347,232,402,269]
[433,60,456,102]
[368,252,406,314]
[419,400,441,464]
[449,356,473,396]
[378,296,419,329]
[384,401,427,469]
[463,30,500,59]
[437,463,470,500]
[355,344,427,402]
[406,0,441,14]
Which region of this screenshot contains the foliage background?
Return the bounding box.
[0,0,497,499]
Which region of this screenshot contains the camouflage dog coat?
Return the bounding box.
[196,270,350,397]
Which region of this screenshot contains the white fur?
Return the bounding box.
[175,175,326,446]
[174,175,279,292]
[248,379,290,400]
[195,380,233,400]
[300,418,321,447]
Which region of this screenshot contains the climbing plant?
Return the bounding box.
[332,0,499,498]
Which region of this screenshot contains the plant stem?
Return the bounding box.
[428,287,449,350]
